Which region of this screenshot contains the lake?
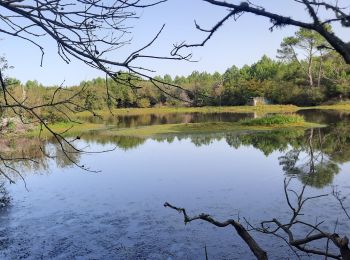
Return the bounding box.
[0,109,350,259]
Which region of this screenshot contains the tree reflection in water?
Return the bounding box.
[2,111,350,258]
[84,121,345,188]
[0,137,81,183]
[3,116,350,190]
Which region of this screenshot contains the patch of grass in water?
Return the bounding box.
[240,114,305,126]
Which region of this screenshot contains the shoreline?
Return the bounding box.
[3,104,347,138]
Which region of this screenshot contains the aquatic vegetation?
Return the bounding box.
[240,114,305,126]
[31,113,321,139]
[27,121,105,138]
[105,120,322,138]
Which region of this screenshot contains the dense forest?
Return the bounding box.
[3,28,350,116]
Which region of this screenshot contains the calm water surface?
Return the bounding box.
[0,110,350,259]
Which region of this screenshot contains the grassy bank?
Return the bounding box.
[27,121,105,138]
[312,102,350,111]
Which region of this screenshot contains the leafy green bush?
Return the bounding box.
[240,114,305,126]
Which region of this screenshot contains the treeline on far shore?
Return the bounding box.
[2,28,350,121]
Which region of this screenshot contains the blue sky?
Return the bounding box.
[1,0,349,86]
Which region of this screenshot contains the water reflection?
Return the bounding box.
[0,137,81,181]
[279,129,340,188]
[1,110,350,258]
[78,111,350,189]
[4,110,350,189]
[81,112,254,127]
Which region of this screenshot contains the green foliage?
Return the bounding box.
[250,55,280,81]
[240,114,304,126]
[3,47,349,115]
[44,109,69,123]
[84,89,101,110]
[137,98,151,108]
[1,27,349,118]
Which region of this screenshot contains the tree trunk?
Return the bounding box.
[307,47,314,88]
[317,53,323,88]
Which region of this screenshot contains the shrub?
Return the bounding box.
[137,98,151,108]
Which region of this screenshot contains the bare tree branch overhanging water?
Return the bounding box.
[165,177,350,259]
[0,0,193,180]
[172,0,350,64]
